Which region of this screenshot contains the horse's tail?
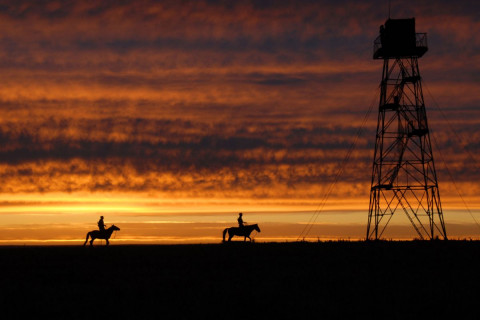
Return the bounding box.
[222,228,228,242]
[83,232,90,246]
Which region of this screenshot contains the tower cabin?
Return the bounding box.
[373,18,428,59]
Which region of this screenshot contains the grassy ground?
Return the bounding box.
[0,241,478,319]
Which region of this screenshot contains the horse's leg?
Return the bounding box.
[247,236,251,242]
[83,232,90,246]
[90,237,94,246]
[228,232,233,242]
[105,238,109,246]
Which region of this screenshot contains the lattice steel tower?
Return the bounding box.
[367,18,447,240]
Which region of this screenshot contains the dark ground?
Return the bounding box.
[0,241,478,319]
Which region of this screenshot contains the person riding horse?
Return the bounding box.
[222,212,260,242]
[98,216,106,234]
[238,212,244,228]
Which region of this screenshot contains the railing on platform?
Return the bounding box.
[373,33,428,59]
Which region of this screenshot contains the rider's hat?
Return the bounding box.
[100,216,104,218]
[239,212,243,215]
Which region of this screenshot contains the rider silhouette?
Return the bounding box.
[237,213,244,228]
[98,216,106,233]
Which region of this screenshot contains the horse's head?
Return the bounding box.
[254,224,261,232]
[110,225,120,231]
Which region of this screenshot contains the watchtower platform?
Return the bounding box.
[373,18,428,59]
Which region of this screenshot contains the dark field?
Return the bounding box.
[0,241,479,319]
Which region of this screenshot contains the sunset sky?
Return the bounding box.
[0,0,480,244]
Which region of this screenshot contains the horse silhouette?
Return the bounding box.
[222,224,260,242]
[83,225,120,246]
